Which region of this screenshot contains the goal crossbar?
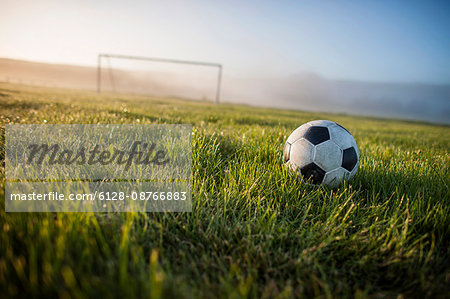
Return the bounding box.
[97,53,222,103]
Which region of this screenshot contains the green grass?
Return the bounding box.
[0,82,449,298]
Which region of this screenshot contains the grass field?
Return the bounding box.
[0,82,449,298]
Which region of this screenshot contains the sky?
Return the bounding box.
[0,0,449,84]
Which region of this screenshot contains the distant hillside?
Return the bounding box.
[0,58,217,100]
[0,58,96,90]
[1,58,449,124]
[323,79,450,124]
[228,73,450,124]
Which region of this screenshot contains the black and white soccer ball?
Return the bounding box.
[283,120,359,187]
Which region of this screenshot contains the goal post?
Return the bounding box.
[97,53,223,104]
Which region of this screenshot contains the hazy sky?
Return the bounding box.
[1,0,449,84]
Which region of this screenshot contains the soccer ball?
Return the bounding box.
[283,120,359,187]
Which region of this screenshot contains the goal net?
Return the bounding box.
[97,54,222,103]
